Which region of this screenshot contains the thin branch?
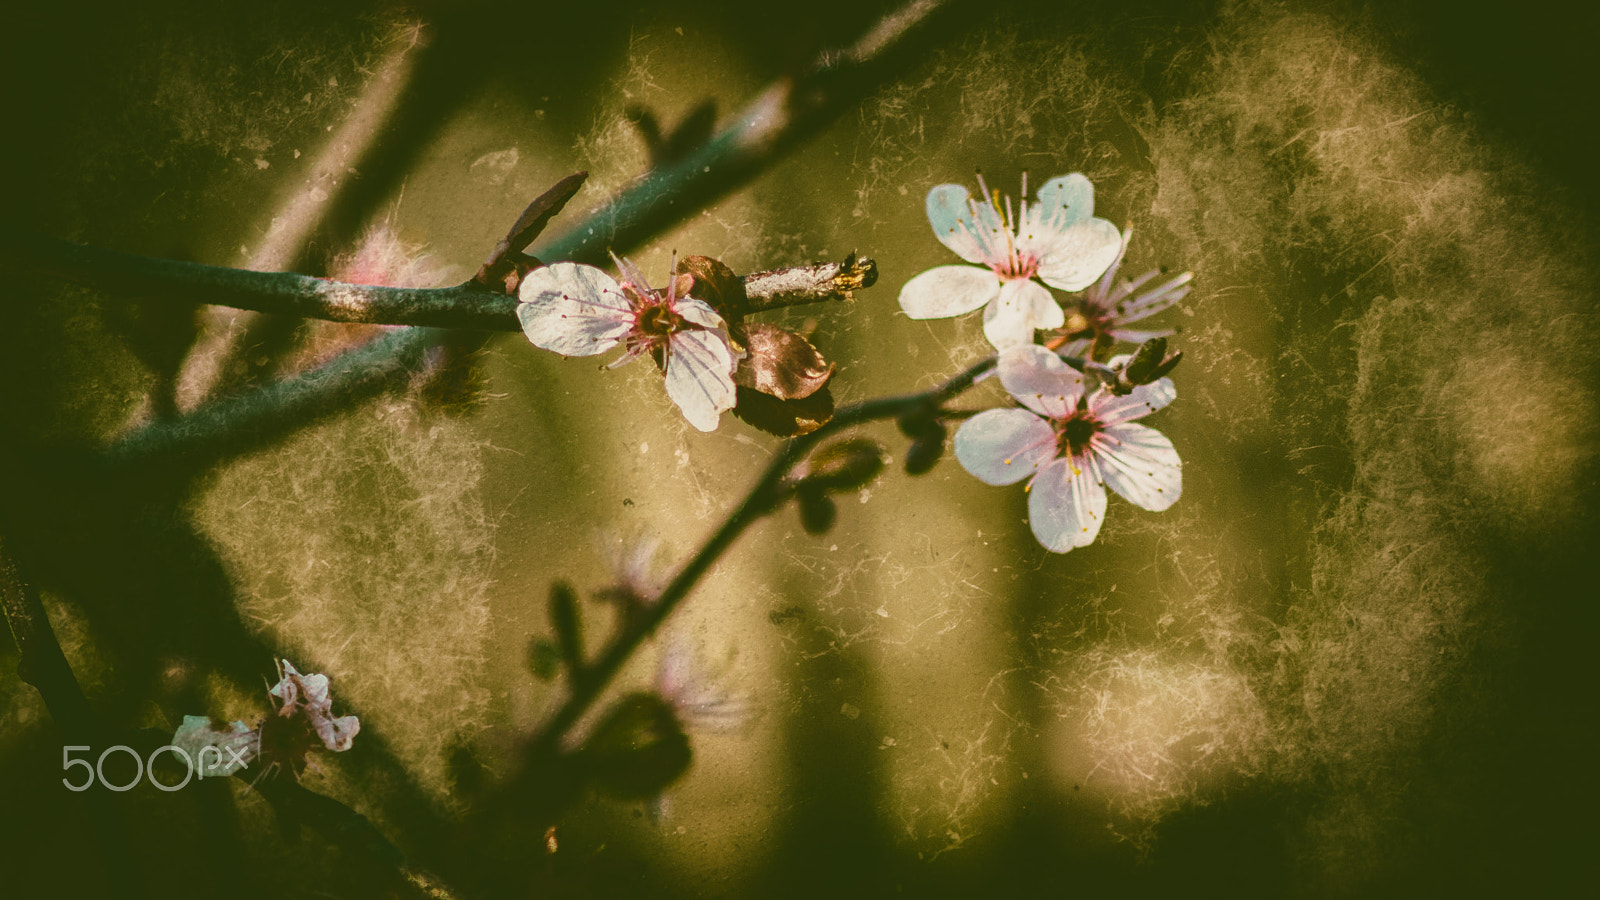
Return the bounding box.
[6,229,873,330]
[74,0,953,468]
[522,354,997,753]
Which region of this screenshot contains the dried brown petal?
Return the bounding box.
[675,254,747,315]
[732,323,833,400]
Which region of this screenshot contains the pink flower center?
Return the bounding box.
[993,252,1039,282]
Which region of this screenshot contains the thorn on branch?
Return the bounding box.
[472,171,589,291]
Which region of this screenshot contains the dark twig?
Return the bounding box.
[5,229,873,331]
[522,354,996,753]
[0,533,148,899]
[67,0,952,469]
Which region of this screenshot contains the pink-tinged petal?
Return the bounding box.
[953,408,1057,486]
[664,329,738,431]
[1028,455,1108,552]
[927,184,1003,265]
[1091,377,1176,424]
[1092,422,1181,511]
[672,293,728,332]
[1114,271,1192,323]
[1106,327,1176,346]
[1035,218,1124,292]
[998,343,1085,418]
[1087,225,1132,302]
[517,262,633,357]
[1057,337,1093,360]
[899,265,999,320]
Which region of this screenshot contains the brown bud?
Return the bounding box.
[803,438,886,493]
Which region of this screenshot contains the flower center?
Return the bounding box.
[636,302,686,338]
[1056,414,1100,456]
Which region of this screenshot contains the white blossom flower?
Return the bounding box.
[1056,226,1193,359]
[953,344,1181,552]
[517,254,742,432]
[270,659,361,753]
[899,173,1123,350]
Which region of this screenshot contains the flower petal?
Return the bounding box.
[665,329,738,431]
[927,184,1003,265]
[517,262,633,357]
[1028,455,1108,552]
[1032,173,1096,231]
[1114,271,1192,323]
[953,408,1057,486]
[1093,421,1182,511]
[982,279,1059,350]
[998,343,1085,418]
[899,265,999,320]
[1035,218,1124,292]
[1090,376,1176,424]
[673,293,728,332]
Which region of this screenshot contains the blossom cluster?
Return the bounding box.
[172,659,360,779]
[901,172,1190,553]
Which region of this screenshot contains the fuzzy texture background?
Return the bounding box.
[1,1,1595,898]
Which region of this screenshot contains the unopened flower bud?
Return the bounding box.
[797,485,838,535]
[802,438,885,493]
[904,425,947,475]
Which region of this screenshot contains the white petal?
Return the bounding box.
[1091,377,1176,424]
[1028,455,1108,552]
[927,184,1004,265]
[982,279,1055,350]
[1092,422,1181,511]
[664,329,738,432]
[998,344,1085,418]
[1035,218,1124,292]
[517,262,633,357]
[1017,277,1065,331]
[1115,271,1192,323]
[1033,173,1096,230]
[899,265,999,320]
[673,293,726,331]
[953,408,1057,486]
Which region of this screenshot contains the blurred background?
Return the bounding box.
[2,0,1596,897]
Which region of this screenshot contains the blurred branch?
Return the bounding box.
[6,229,874,330]
[183,18,440,406]
[0,533,147,899]
[76,0,953,469]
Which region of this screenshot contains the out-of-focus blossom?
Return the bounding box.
[1054,227,1192,360]
[953,344,1181,552]
[899,173,1122,350]
[654,638,750,734]
[270,659,361,753]
[169,658,359,780]
[172,716,259,778]
[518,255,743,431]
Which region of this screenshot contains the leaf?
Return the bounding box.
[582,693,692,799]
